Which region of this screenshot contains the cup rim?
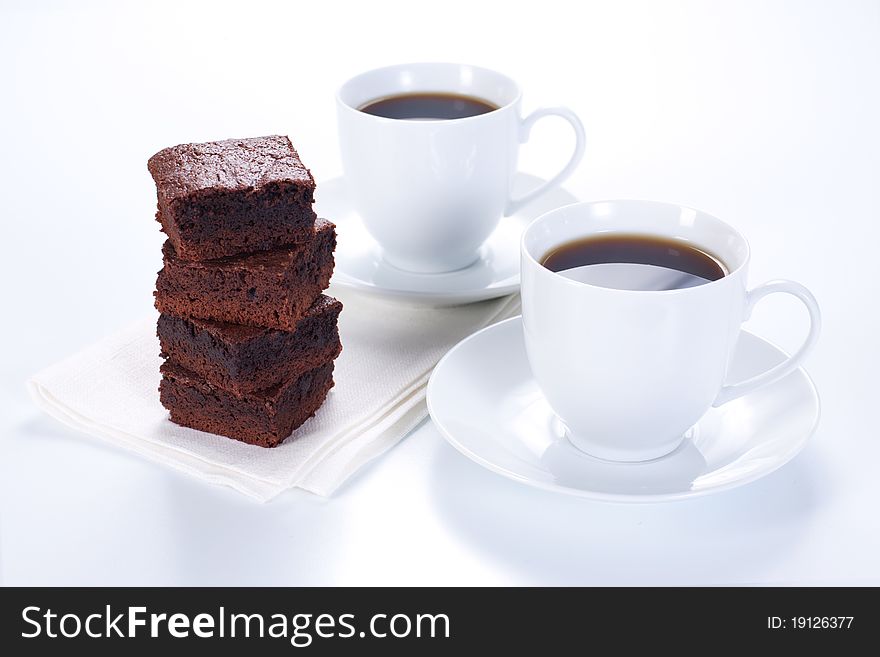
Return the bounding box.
[521,199,752,295]
[335,62,522,125]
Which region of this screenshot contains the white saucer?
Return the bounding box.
[315,174,578,306]
[427,317,820,503]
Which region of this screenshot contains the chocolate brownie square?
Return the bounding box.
[160,360,334,448]
[147,135,316,260]
[155,219,336,331]
[157,295,342,396]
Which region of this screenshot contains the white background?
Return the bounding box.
[1,0,878,585]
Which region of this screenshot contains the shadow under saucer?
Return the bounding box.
[427,427,827,585]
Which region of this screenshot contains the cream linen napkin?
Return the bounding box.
[27,287,520,501]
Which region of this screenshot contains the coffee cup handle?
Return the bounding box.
[505,107,586,216]
[713,280,821,407]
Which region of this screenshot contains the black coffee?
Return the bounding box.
[359,92,499,120]
[541,234,727,291]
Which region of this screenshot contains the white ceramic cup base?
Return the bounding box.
[318,174,578,306]
[380,248,481,275]
[563,422,688,463]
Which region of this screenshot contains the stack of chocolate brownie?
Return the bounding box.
[147,136,341,448]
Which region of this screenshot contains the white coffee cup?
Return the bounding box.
[521,200,821,462]
[336,63,586,273]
